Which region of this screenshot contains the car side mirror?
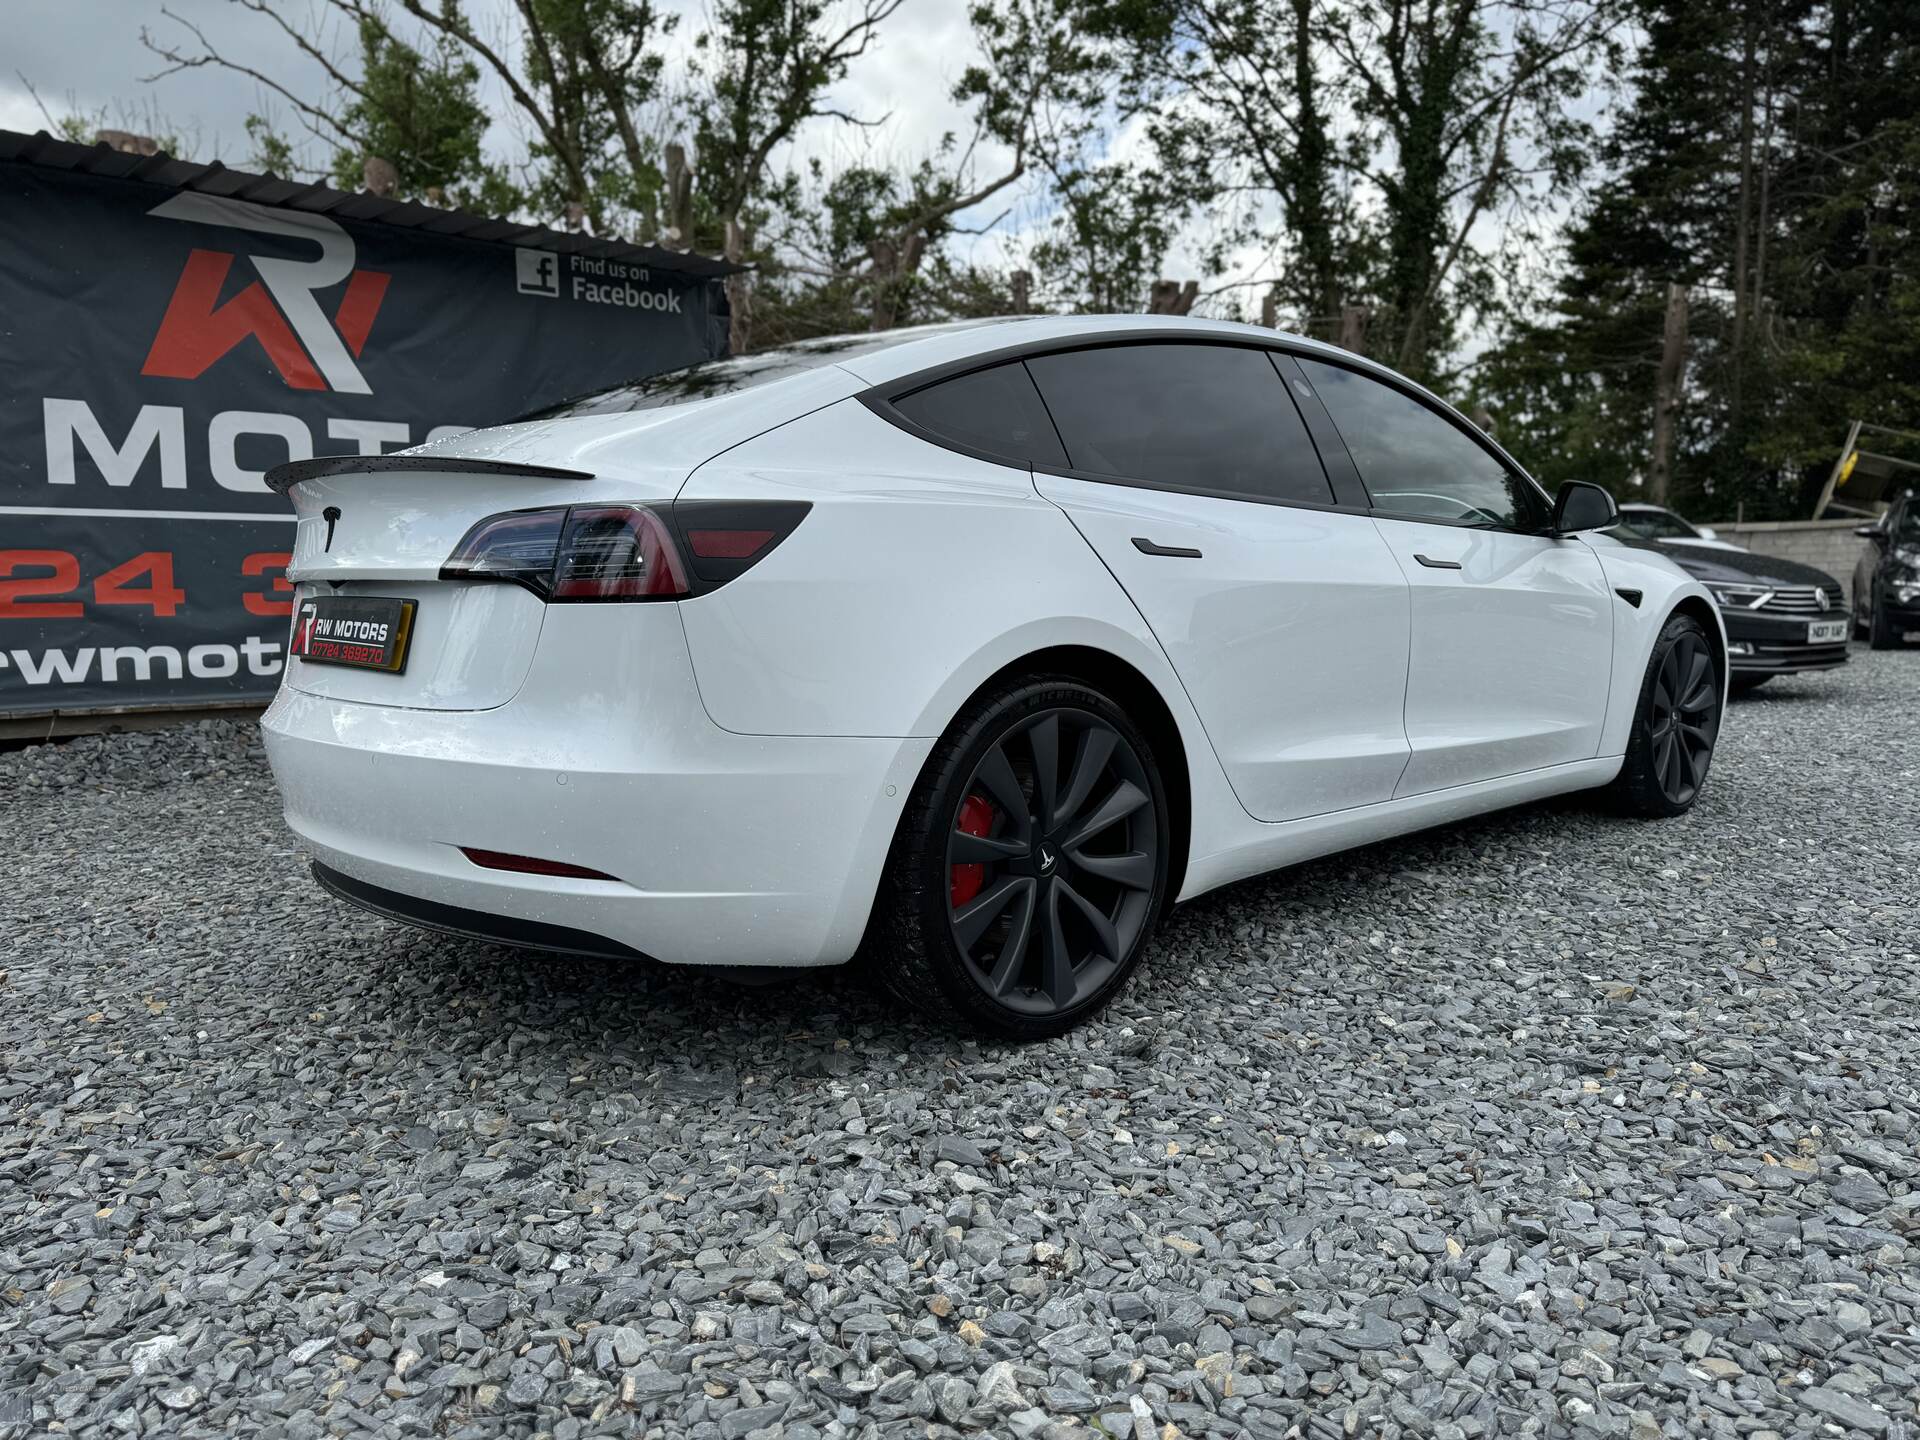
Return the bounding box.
[1695,525,1719,540]
[1855,523,1888,544]
[1551,481,1619,535]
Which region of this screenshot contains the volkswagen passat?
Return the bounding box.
[262,317,1725,1037]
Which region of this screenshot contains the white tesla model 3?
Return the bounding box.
[262,316,1725,1036]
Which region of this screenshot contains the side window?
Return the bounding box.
[1297,357,1541,530]
[1024,344,1335,505]
[890,362,1068,469]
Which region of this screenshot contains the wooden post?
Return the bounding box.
[1010,270,1032,314]
[1336,305,1367,353]
[725,218,753,357]
[1260,289,1278,329]
[665,143,694,251]
[362,156,398,197]
[1649,283,1689,505]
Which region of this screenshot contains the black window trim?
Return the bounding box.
[858,329,1552,528]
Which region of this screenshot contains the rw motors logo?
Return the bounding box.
[140,195,390,394]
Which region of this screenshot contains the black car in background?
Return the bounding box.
[1612,530,1852,694]
[1852,490,1920,650]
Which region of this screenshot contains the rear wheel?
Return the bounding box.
[1608,613,1722,817]
[868,677,1170,1038]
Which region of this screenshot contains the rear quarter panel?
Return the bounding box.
[671,397,1253,882]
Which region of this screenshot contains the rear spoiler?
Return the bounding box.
[266,454,595,496]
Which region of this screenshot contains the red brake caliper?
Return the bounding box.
[950,793,996,908]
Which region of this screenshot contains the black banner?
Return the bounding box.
[0,164,723,718]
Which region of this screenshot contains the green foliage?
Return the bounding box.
[325,14,499,202]
[1480,0,1920,520]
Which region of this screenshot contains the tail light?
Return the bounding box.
[440,501,808,601]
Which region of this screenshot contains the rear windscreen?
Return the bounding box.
[521,322,1014,420]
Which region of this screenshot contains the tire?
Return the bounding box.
[1728,674,1771,697]
[1869,594,1901,650]
[866,676,1171,1039]
[1608,612,1723,818]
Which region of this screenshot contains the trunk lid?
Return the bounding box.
[274,368,862,711]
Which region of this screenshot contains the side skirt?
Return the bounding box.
[1179,756,1623,901]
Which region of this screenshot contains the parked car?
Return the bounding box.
[1852,490,1920,649]
[260,317,1723,1037]
[1614,502,1746,552]
[1610,531,1851,694]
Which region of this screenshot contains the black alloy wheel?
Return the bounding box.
[869,677,1170,1038]
[1647,627,1720,805]
[944,707,1159,1017]
[1609,613,1722,817]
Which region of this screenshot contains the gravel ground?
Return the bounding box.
[3,653,1918,1440]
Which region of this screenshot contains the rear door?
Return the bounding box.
[1008,342,1412,823]
[1294,356,1613,794]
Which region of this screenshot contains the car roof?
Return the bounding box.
[835,313,1390,387]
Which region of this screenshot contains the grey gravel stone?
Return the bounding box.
[2,661,1918,1440]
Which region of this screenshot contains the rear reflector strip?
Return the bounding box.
[459,847,616,880]
[687,528,776,559]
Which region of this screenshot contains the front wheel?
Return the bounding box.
[867,677,1170,1038]
[1869,595,1902,650]
[1608,613,1722,817]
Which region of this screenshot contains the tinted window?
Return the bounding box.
[892,362,1068,468]
[1298,358,1541,529]
[1615,507,1700,541]
[1026,344,1334,504]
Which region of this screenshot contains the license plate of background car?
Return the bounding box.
[1807,620,1847,644]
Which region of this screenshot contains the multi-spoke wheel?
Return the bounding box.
[1609,613,1722,817]
[869,677,1170,1037]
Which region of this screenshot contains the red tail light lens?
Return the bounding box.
[552,506,688,600]
[441,500,808,601]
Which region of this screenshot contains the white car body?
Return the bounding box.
[261,316,1722,975]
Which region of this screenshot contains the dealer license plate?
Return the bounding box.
[290,595,417,673]
[1807,619,1847,644]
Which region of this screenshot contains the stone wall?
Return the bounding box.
[1712,519,1875,604]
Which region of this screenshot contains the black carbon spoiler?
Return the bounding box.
[265,454,596,495]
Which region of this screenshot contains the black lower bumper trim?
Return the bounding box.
[312,862,652,962]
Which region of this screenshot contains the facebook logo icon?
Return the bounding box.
[515,249,560,298]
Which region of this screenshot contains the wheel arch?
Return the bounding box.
[913,642,1194,907]
[1668,594,1728,698]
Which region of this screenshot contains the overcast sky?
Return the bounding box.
[3,0,1583,336]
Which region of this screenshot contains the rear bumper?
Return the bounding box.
[260,604,931,967]
[1721,607,1851,674]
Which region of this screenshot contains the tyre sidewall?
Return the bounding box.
[1617,614,1719,817]
[910,679,1171,1038]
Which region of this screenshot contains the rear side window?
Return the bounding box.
[1025,344,1334,505]
[891,362,1068,468]
[1297,358,1542,530]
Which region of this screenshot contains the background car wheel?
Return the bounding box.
[1728,674,1771,697]
[867,676,1171,1038]
[1608,612,1722,817]
[1869,597,1902,650]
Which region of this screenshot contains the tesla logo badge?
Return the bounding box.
[516,249,559,297]
[141,194,389,394]
[1037,843,1057,873]
[322,506,341,552]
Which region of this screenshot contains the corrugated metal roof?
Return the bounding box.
[0,128,738,280]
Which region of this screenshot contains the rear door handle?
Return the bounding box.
[1413,553,1462,569]
[1132,537,1203,558]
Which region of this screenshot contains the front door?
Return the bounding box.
[1294,356,1613,794]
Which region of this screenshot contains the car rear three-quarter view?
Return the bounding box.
[262,316,1726,1037]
